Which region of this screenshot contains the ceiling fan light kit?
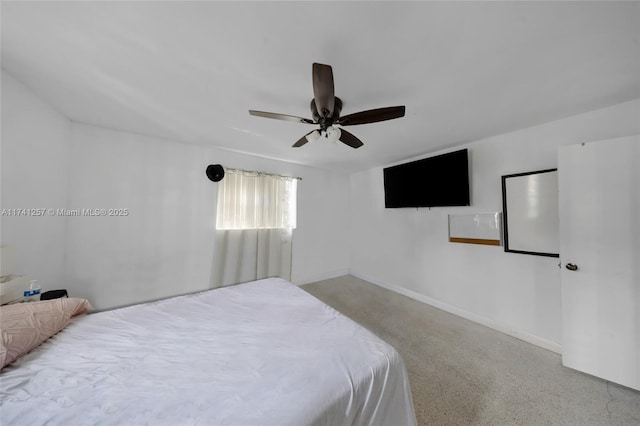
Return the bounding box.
[249,63,406,149]
[305,130,321,144]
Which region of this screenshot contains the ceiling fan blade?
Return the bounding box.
[338,106,406,126]
[249,110,315,124]
[312,63,335,118]
[292,130,318,148]
[338,128,364,149]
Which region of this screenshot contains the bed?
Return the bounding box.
[0,277,416,425]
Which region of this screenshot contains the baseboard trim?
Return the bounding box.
[293,269,350,287]
[350,271,562,354]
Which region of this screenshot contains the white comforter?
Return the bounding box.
[1,278,416,425]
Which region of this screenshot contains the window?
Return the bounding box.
[216,169,297,230]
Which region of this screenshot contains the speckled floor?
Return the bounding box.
[301,275,640,426]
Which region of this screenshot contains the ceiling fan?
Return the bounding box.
[249,63,406,149]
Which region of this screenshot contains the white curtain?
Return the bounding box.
[216,170,297,230]
[212,169,296,288]
[212,228,292,288]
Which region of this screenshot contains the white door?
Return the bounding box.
[558,135,639,391]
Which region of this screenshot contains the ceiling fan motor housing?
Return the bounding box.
[311,97,342,130]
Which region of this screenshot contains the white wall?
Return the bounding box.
[65,123,350,309]
[64,124,216,309]
[349,99,640,350]
[0,70,71,285]
[292,169,350,284]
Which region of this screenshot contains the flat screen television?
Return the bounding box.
[383,149,470,208]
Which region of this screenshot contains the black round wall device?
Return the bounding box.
[206,164,225,182]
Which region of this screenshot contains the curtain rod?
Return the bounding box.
[226,168,302,181]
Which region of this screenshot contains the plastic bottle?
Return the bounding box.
[24,280,41,302]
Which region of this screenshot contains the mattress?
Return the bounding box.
[0,277,416,425]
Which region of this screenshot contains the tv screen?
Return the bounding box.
[383,149,470,208]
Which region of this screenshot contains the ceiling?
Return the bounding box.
[2,1,639,172]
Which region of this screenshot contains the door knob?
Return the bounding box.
[565,263,578,271]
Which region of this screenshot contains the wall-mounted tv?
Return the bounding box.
[383,149,470,208]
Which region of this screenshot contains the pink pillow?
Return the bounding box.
[0,298,92,368]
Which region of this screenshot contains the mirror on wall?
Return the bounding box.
[501,169,559,257]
